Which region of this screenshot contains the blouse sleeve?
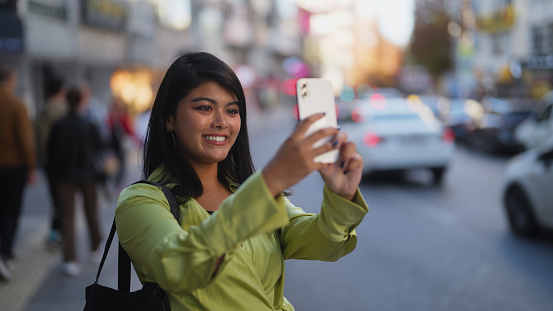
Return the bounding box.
[280,185,369,261]
[115,171,289,293]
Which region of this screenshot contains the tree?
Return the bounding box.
[407,0,453,81]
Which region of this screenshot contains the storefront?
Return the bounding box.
[521,54,553,99]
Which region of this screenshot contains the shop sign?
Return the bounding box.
[82,0,128,30]
[27,0,67,20]
[476,4,515,34]
[0,11,24,53]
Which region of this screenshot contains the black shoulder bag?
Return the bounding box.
[83,180,179,311]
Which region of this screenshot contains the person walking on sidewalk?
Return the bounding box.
[115,52,368,310]
[47,87,104,276]
[35,75,67,250]
[107,97,135,188]
[0,66,37,281]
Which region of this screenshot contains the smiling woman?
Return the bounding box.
[114,51,369,310]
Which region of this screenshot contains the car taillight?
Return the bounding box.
[442,128,455,143]
[351,107,366,123]
[363,132,380,147]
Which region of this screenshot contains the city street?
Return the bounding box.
[2,1,553,311]
[2,108,552,310]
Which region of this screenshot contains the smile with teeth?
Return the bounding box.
[204,135,226,142]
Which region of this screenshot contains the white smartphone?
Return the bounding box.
[296,78,339,164]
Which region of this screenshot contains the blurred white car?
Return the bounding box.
[502,137,553,237]
[338,97,455,184]
[514,92,552,150]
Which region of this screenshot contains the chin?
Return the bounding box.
[209,153,231,163]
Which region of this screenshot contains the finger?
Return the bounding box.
[331,131,347,148]
[344,153,363,174]
[305,126,339,147]
[315,162,330,172]
[311,138,340,158]
[294,113,326,137]
[337,141,356,170]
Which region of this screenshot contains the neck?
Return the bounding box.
[193,163,221,189]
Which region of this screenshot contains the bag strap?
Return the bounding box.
[119,180,179,291]
[93,180,180,293]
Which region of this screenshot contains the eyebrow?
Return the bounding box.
[191,97,239,107]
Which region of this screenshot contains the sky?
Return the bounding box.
[355,0,416,47]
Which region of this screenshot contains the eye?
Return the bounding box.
[227,108,239,114]
[195,105,211,112]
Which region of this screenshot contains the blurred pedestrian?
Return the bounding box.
[133,108,151,148]
[107,97,135,187]
[35,75,67,250]
[80,83,110,197]
[80,83,108,140]
[0,66,37,281]
[47,87,104,276]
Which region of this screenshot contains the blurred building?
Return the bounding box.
[0,0,305,118]
[295,0,404,95]
[470,0,553,99]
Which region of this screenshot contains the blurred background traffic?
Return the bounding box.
[1,0,552,157]
[1,0,553,310]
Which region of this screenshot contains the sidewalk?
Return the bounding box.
[0,149,143,311]
[0,104,293,311]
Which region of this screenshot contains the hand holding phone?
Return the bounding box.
[296,78,339,163]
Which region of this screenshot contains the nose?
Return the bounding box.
[212,109,228,129]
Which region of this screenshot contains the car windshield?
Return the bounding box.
[536,104,552,122]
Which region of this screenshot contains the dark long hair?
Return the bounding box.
[143,52,255,200]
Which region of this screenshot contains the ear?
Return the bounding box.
[166,115,175,132]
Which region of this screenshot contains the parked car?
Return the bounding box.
[338,97,455,184]
[467,98,536,154]
[514,94,552,150]
[502,137,553,237]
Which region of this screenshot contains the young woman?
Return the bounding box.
[115,52,368,310]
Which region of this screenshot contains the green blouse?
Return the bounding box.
[115,168,369,311]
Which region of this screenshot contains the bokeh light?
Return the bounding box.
[464,99,484,121]
[281,78,299,96]
[109,69,155,113]
[352,106,366,123]
[369,93,387,110]
[339,85,355,102]
[282,57,310,78]
[358,84,373,99]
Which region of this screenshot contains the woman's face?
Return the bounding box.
[167,81,241,167]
